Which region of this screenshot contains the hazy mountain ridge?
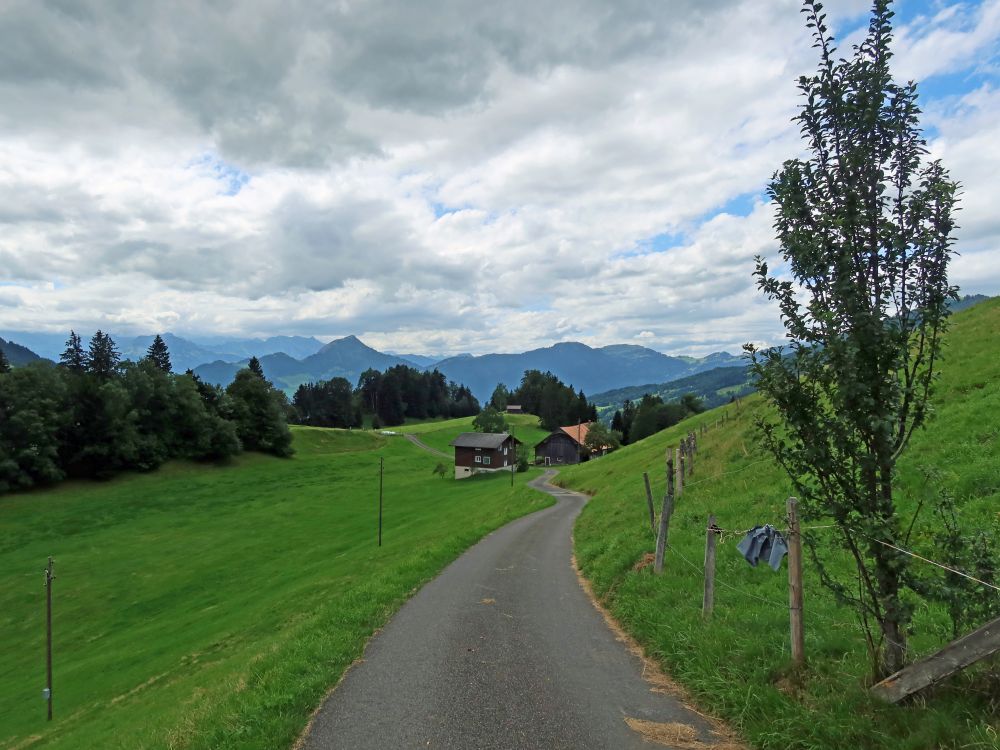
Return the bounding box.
[0,337,44,366]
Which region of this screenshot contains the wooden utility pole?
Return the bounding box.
[654,459,675,575]
[643,472,655,536]
[787,497,805,664]
[378,457,384,547]
[703,515,718,618]
[44,557,54,721]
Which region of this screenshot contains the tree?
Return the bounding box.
[86,330,120,380]
[744,0,958,678]
[146,334,172,373]
[0,348,9,374]
[247,356,265,379]
[472,406,508,433]
[583,422,621,455]
[226,369,294,457]
[60,330,86,372]
[489,382,510,411]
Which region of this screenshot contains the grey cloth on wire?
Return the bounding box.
[736,524,788,571]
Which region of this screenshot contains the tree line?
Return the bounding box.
[0,332,293,495]
[293,365,480,429]
[488,370,597,431]
[610,392,704,445]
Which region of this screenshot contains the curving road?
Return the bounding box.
[299,470,728,749]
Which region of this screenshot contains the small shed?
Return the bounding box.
[534,423,602,466]
[505,404,524,414]
[450,432,521,480]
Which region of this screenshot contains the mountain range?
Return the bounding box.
[3,294,992,400]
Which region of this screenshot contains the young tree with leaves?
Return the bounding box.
[745,0,958,678]
[472,406,508,433]
[146,334,172,373]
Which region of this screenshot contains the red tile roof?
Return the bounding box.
[559,423,592,446]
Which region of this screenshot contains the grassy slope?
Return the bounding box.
[397,413,551,457]
[0,426,552,750]
[560,299,1000,750]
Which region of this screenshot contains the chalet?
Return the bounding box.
[534,422,606,465]
[450,432,522,480]
[505,404,524,414]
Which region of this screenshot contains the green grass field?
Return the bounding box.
[560,298,1000,749]
[396,413,552,457]
[0,422,552,749]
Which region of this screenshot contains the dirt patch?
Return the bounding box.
[633,552,656,572]
[624,718,744,749]
[480,598,496,605]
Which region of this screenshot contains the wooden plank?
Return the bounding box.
[872,615,1000,703]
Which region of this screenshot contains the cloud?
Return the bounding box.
[0,0,996,357]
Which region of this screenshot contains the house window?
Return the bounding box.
[475,455,482,463]
[483,456,491,466]
[503,446,507,455]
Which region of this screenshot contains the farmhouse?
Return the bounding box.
[449,432,521,480]
[505,404,524,414]
[534,422,606,465]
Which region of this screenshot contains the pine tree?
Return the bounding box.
[145,334,172,373]
[247,356,264,378]
[0,348,9,374]
[60,330,87,372]
[87,330,121,379]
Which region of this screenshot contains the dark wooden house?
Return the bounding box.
[450,432,521,480]
[534,423,602,466]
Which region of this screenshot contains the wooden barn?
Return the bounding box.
[534,423,604,466]
[449,432,521,480]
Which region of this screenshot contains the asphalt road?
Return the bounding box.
[300,470,722,749]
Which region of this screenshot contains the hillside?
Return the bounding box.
[558,298,1000,749]
[591,364,754,415]
[0,337,43,366]
[0,426,551,749]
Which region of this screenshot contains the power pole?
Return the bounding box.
[378,457,384,547]
[44,557,55,721]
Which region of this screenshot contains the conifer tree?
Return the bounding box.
[60,330,87,372]
[0,348,9,374]
[87,330,121,379]
[145,334,172,373]
[247,356,265,378]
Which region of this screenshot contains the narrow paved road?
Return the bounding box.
[300,470,724,749]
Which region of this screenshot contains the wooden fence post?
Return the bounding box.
[703,514,718,618]
[679,452,686,489]
[787,497,805,664]
[643,472,655,536]
[654,459,675,574]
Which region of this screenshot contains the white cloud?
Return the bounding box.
[0,0,996,356]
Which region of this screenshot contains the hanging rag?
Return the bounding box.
[736,524,788,571]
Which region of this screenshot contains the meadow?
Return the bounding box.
[0,422,551,749]
[561,298,1000,749]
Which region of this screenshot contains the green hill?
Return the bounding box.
[591,364,754,416]
[558,298,1000,749]
[0,426,551,749]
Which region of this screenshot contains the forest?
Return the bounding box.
[0,332,292,494]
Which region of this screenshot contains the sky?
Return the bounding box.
[0,0,998,357]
